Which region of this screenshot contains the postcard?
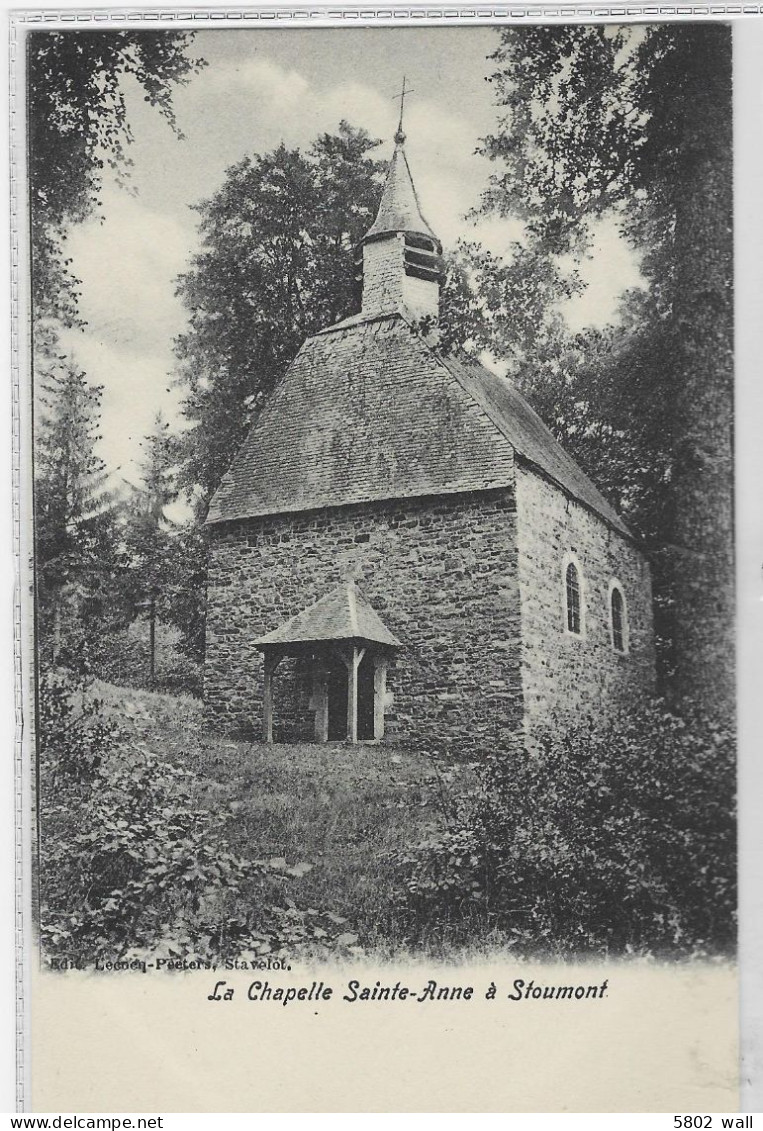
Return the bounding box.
[11,6,762,1113]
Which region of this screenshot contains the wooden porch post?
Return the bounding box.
[262,650,283,743]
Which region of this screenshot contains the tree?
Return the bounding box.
[119,419,207,670]
[28,29,202,329]
[120,416,179,681]
[29,30,204,679]
[475,24,734,715]
[447,237,581,358]
[160,521,208,664]
[174,122,386,512]
[34,360,120,667]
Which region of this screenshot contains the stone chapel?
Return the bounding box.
[203,121,655,748]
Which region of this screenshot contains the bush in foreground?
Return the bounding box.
[394,702,736,957]
[38,673,356,963]
[38,668,120,784]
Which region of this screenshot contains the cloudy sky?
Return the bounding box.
[54,26,640,483]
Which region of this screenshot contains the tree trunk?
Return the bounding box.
[662,32,734,723]
[51,588,62,664]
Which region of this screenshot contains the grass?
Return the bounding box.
[90,680,454,956]
[54,679,734,965]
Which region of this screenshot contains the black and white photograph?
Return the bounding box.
[16,9,750,1113]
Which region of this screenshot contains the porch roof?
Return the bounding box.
[254,580,401,650]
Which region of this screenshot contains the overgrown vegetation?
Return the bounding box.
[392,703,736,958]
[39,674,370,965]
[38,679,735,964]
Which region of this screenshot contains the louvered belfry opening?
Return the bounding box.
[403,232,443,284]
[354,232,444,288]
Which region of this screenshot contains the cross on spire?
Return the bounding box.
[393,76,414,143]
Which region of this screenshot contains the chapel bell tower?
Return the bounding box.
[358,89,444,322]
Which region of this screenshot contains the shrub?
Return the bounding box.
[41,747,232,958]
[394,702,736,957]
[42,744,272,961]
[96,624,203,697]
[38,668,120,784]
[39,734,357,964]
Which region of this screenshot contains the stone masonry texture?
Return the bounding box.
[205,488,524,750]
[205,314,656,749]
[515,464,656,735]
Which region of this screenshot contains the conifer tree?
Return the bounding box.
[34,361,119,666]
[161,521,208,664]
[121,416,179,681]
[29,31,204,672]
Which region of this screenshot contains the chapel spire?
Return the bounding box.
[394,75,413,144]
[358,86,443,322]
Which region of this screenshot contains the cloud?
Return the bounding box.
[199,56,310,110]
[63,53,498,484]
[175,56,491,249]
[56,331,183,480]
[63,190,191,358]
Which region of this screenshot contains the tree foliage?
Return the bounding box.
[29,30,205,681]
[34,360,121,667]
[174,122,386,510]
[160,521,208,663]
[122,419,208,665]
[28,29,201,327]
[475,24,734,707]
[120,416,178,615]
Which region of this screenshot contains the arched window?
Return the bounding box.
[565,562,582,635]
[610,583,628,653]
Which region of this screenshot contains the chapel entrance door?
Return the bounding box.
[356,653,375,741]
[327,658,349,740]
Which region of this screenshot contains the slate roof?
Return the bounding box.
[439,351,628,534]
[206,312,517,524]
[363,139,439,246]
[206,311,629,538]
[254,581,401,648]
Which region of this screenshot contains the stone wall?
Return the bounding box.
[515,464,656,736]
[362,236,406,316]
[204,488,524,750]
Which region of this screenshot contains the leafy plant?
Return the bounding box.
[393,702,736,957]
[39,709,360,963]
[38,668,120,785]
